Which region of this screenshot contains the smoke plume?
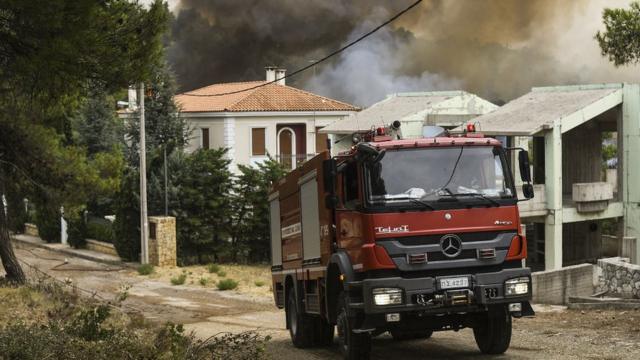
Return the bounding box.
[167,0,640,106]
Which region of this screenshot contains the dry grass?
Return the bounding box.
[137,263,272,300]
[0,286,55,325]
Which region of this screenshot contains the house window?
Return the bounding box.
[316,127,328,153]
[251,128,266,156]
[201,128,210,149]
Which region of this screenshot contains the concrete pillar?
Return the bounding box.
[622,84,640,245]
[223,117,237,174]
[544,124,563,270]
[148,216,177,267]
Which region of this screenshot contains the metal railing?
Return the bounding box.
[276,154,317,169]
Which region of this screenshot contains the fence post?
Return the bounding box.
[60,206,68,246]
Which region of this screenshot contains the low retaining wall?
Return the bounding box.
[596,257,640,299]
[85,239,118,257]
[24,223,39,237]
[531,263,595,305]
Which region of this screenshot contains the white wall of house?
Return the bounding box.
[182,111,352,173]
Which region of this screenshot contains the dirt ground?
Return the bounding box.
[7,243,640,359]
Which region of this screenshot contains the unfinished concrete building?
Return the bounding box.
[468,84,640,271]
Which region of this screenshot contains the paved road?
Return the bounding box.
[11,243,640,359]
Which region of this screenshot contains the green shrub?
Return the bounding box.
[254,280,265,287]
[199,277,210,286]
[207,263,220,273]
[113,170,140,261]
[66,212,87,249]
[5,194,28,233]
[86,218,114,243]
[35,203,61,243]
[137,264,154,276]
[0,302,270,360]
[217,270,227,278]
[170,273,187,286]
[217,278,238,291]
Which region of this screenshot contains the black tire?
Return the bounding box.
[389,329,433,341]
[336,291,371,360]
[473,305,512,354]
[287,290,314,348]
[313,316,335,346]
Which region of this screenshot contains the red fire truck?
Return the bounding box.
[269,124,534,359]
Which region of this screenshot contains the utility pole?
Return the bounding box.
[139,82,149,265]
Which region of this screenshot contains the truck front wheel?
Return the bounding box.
[473,305,512,354]
[336,291,371,360]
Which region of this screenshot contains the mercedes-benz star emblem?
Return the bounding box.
[440,234,463,258]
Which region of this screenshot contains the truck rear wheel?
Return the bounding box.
[287,290,314,348]
[286,290,334,347]
[473,305,512,354]
[389,329,433,341]
[336,291,371,360]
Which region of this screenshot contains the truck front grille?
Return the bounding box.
[392,231,503,246]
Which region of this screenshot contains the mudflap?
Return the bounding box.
[521,301,535,317]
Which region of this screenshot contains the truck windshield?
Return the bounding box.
[366,146,515,206]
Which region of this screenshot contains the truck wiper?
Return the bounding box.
[439,189,500,207]
[406,198,435,210]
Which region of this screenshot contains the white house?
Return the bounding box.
[321,91,498,154]
[174,68,359,172]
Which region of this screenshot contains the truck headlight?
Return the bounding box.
[372,288,403,306]
[504,277,529,296]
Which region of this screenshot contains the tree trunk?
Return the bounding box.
[0,199,26,284]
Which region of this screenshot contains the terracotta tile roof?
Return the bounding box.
[175,81,359,113]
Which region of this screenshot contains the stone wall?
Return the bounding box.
[596,257,640,299]
[85,239,118,256]
[148,216,176,267]
[24,223,39,237]
[531,263,595,305]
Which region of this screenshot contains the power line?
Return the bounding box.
[180,0,423,98]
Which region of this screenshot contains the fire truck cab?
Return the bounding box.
[269,124,534,359]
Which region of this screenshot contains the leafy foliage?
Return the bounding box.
[113,169,141,261]
[66,210,88,249]
[86,218,115,244]
[137,264,155,276]
[175,149,233,264]
[170,273,187,286]
[0,0,169,282]
[0,288,270,360]
[217,278,239,291]
[229,157,287,263]
[34,203,61,243]
[596,2,640,66]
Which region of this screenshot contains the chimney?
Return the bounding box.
[275,68,286,85]
[265,66,277,83]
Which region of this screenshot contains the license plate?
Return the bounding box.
[439,277,469,290]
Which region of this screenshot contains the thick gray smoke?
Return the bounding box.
[167,0,640,106]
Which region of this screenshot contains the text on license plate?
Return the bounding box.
[439,277,469,289]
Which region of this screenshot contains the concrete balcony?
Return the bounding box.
[572,182,613,213]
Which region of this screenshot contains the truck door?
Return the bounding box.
[336,161,364,264]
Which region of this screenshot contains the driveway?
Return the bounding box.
[11,244,640,359]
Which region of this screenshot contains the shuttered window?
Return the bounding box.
[252,128,266,155]
[201,128,210,149]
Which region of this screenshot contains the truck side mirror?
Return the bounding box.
[323,159,338,209]
[522,183,534,199]
[518,150,531,183]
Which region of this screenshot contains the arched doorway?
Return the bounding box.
[277,127,296,170]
